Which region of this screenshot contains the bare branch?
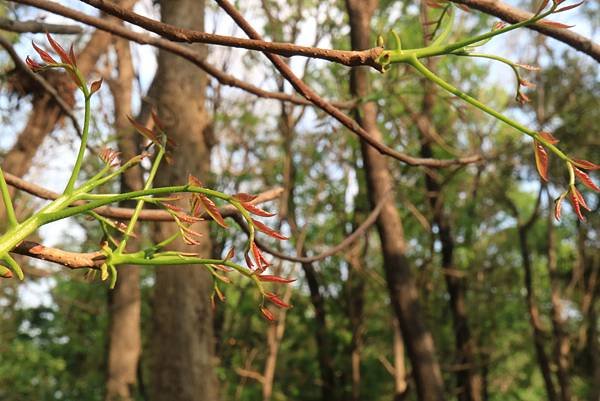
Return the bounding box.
[214,0,481,167]
[8,0,352,109]
[449,0,600,62]
[80,0,384,70]
[0,17,83,34]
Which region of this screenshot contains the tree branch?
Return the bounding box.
[0,17,83,34]
[3,170,283,222]
[80,0,384,70]
[449,0,600,62]
[8,0,353,109]
[214,0,481,167]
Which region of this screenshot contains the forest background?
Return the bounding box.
[0,1,599,401]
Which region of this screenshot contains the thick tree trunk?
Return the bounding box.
[150,1,217,401]
[104,36,142,401]
[345,1,445,400]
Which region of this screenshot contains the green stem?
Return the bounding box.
[408,56,569,162]
[64,88,91,194]
[0,167,17,228]
[116,146,165,254]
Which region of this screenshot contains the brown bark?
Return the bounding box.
[149,1,217,401]
[104,33,142,401]
[345,1,446,400]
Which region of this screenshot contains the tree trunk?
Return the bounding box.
[104,35,142,401]
[345,1,446,400]
[150,1,217,401]
[416,90,482,401]
[518,224,558,401]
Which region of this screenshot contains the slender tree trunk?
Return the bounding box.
[546,206,572,401]
[346,1,445,400]
[150,1,217,401]
[416,91,482,401]
[104,35,142,401]
[518,224,558,401]
[392,320,408,401]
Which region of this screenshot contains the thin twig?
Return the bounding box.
[8,0,353,109]
[214,0,481,167]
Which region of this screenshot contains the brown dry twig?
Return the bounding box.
[449,0,600,62]
[9,0,353,109]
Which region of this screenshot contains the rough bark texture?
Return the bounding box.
[104,35,142,401]
[150,1,217,401]
[345,1,445,400]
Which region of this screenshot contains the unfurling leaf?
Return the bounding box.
[574,168,600,192]
[260,306,275,321]
[572,186,590,211]
[198,194,228,228]
[69,44,77,67]
[251,219,288,240]
[25,56,43,71]
[233,193,258,202]
[46,33,72,65]
[516,63,541,71]
[250,241,270,272]
[538,20,574,29]
[568,189,585,221]
[32,41,56,64]
[533,141,549,181]
[571,159,600,171]
[242,203,275,217]
[539,131,560,144]
[555,1,585,13]
[265,292,292,308]
[0,265,13,279]
[90,78,103,95]
[258,275,296,284]
[554,194,565,221]
[127,115,160,146]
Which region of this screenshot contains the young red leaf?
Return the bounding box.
[538,20,574,29]
[46,33,71,65]
[127,115,160,145]
[539,131,560,145]
[251,219,288,240]
[536,0,550,14]
[151,109,165,131]
[211,264,233,272]
[188,174,203,187]
[568,190,585,221]
[199,194,228,228]
[214,285,226,302]
[25,56,43,71]
[258,275,296,284]
[572,186,591,211]
[554,195,564,221]
[516,63,541,71]
[250,241,270,272]
[533,141,549,182]
[233,193,258,202]
[571,159,600,171]
[90,78,103,95]
[224,247,235,261]
[260,306,275,321]
[574,168,600,192]
[265,292,291,309]
[242,202,275,217]
[555,1,584,13]
[69,44,77,67]
[244,252,255,270]
[32,41,56,64]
